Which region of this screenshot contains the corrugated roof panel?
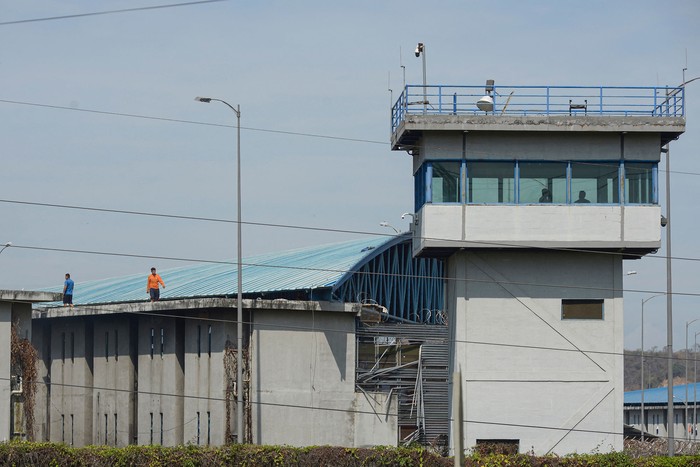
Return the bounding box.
[624,383,700,405]
[40,235,401,306]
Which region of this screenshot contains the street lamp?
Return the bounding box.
[641,293,665,442]
[0,242,12,255]
[379,221,400,234]
[415,42,426,114]
[685,318,700,439]
[695,331,700,441]
[195,96,244,443]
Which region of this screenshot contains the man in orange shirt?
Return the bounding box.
[147,267,165,302]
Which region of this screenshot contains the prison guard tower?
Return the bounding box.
[391,82,685,454]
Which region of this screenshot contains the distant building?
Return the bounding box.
[624,383,700,441]
[29,235,449,447]
[0,290,62,441]
[391,81,686,454]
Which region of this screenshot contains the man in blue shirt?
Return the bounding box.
[63,273,74,308]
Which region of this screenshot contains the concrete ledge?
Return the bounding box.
[0,290,63,303]
[33,297,362,319]
[392,114,686,148]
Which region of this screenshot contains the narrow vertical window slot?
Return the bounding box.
[208,325,212,357]
[207,411,211,445]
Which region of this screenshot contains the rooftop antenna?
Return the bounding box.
[388,71,393,118]
[683,48,688,84]
[388,71,392,98]
[399,46,406,89]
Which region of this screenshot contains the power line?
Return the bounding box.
[0,0,229,27]
[0,99,387,145]
[10,242,700,299]
[0,375,643,440]
[25,304,700,366]
[2,197,700,265]
[2,99,697,177]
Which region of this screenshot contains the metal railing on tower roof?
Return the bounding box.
[391,84,685,133]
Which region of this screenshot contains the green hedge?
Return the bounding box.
[2,442,700,466]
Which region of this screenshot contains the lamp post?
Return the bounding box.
[415,42,426,114]
[664,140,675,455]
[685,319,700,439]
[695,331,700,441]
[195,96,244,443]
[663,75,698,455]
[641,293,665,442]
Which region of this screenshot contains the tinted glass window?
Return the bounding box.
[519,162,567,204]
[467,162,515,203]
[625,163,655,204]
[571,162,619,204]
[431,161,461,203]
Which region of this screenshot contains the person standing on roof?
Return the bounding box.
[63,273,74,308]
[147,267,165,302]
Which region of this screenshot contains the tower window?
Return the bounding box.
[562,299,604,320]
[467,161,515,203]
[571,161,619,204]
[430,161,461,203]
[519,162,567,204]
[625,162,655,204]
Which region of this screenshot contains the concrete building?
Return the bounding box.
[625,383,700,441]
[0,290,61,441]
[391,83,686,454]
[30,235,449,447]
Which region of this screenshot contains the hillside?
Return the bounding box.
[624,348,695,392]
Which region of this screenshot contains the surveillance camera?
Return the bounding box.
[415,43,423,57]
[660,215,668,227]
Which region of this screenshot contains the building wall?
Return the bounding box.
[625,405,691,440]
[447,250,624,454]
[3,294,58,442]
[0,302,11,441]
[137,315,185,446]
[92,317,136,446]
[182,313,234,446]
[415,204,661,254]
[413,131,660,172]
[250,309,397,446]
[45,318,94,446]
[31,301,397,448]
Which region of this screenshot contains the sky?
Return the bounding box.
[0,0,699,351]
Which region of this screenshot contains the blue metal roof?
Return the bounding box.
[624,383,700,405]
[40,235,406,306]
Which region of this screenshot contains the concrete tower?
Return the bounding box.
[391,82,685,454]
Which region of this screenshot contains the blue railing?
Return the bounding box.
[391,85,685,133]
